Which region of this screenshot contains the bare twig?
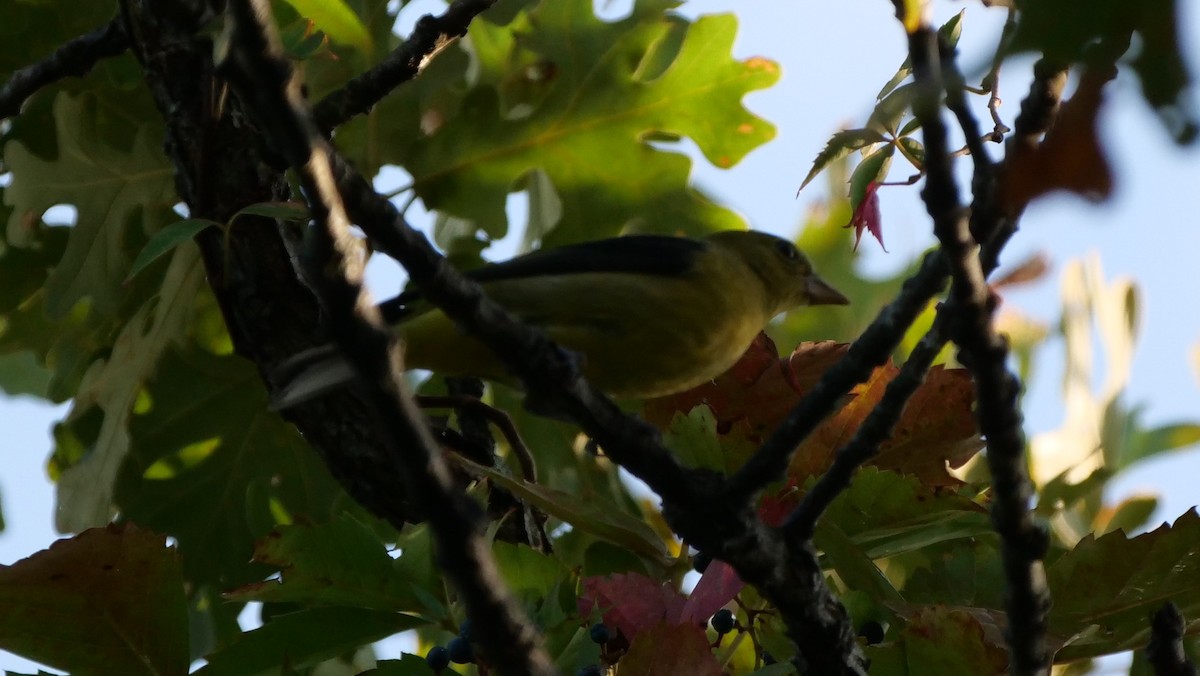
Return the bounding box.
[909,26,1050,676]
[0,17,129,120]
[217,2,555,672]
[418,393,538,483]
[312,0,497,133]
[729,249,948,498]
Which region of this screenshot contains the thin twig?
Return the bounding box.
[783,324,944,539]
[729,249,949,498]
[418,393,538,483]
[909,26,1050,676]
[312,0,497,133]
[0,17,129,120]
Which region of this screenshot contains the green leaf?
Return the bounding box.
[0,525,188,676]
[818,468,991,560]
[1100,496,1158,535]
[455,456,672,565]
[799,128,888,192]
[407,2,778,243]
[195,607,422,676]
[4,92,176,318]
[892,606,1008,674]
[875,7,966,101]
[114,346,349,587]
[814,521,904,605]
[662,406,726,472]
[224,515,433,615]
[55,245,206,531]
[127,219,215,281]
[1049,510,1200,661]
[898,136,925,170]
[232,201,310,222]
[493,541,572,603]
[899,538,1006,610]
[279,0,373,54]
[848,145,895,211]
[362,654,437,675]
[0,351,52,398]
[866,83,914,136]
[1118,420,1200,468]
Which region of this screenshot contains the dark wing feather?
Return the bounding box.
[378,235,708,322]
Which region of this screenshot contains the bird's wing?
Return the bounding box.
[378,235,708,321]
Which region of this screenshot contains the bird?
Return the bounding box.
[271,230,848,409]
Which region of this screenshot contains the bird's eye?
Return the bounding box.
[773,239,800,261]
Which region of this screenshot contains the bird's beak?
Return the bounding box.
[806,275,850,306]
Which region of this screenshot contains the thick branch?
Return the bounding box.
[0,17,129,120]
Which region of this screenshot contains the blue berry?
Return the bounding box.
[711,608,735,635]
[458,619,473,642]
[576,666,603,676]
[447,636,474,664]
[589,622,612,644]
[425,646,449,672]
[858,620,885,645]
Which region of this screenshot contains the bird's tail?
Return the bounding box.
[269,345,356,410]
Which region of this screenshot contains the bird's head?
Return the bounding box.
[707,230,850,315]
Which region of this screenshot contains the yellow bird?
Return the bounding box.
[273,230,847,408]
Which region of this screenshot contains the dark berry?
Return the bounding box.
[447,636,474,664]
[692,551,711,573]
[425,646,449,672]
[711,608,735,635]
[576,666,603,676]
[763,651,776,665]
[589,622,612,644]
[458,619,473,642]
[858,620,885,645]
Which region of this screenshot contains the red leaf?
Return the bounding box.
[681,559,744,624]
[578,573,687,641]
[845,180,887,252]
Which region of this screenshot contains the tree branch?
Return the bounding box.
[216,1,555,672]
[909,26,1050,676]
[782,324,944,539]
[1148,603,1197,676]
[312,0,497,133]
[729,249,948,498]
[0,17,129,120]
